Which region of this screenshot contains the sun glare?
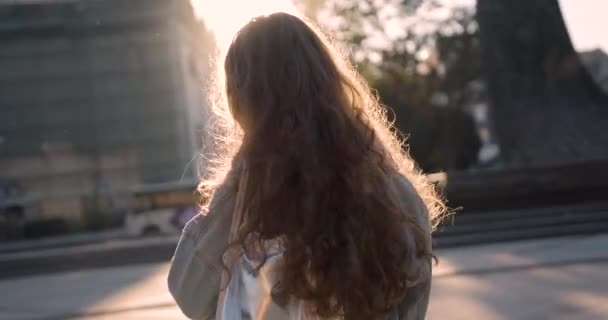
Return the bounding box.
[191,0,300,52]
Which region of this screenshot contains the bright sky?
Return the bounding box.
[559,0,608,52]
[190,0,608,53]
[432,0,608,52]
[190,0,299,52]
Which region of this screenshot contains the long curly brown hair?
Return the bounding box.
[199,12,446,319]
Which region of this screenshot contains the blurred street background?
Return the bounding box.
[1,0,608,319]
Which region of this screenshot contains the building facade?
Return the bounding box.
[0,0,210,229]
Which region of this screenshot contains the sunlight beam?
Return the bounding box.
[191,0,300,52]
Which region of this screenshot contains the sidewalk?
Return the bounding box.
[0,234,606,320]
[429,234,608,320]
[433,232,608,277]
[0,228,128,254]
[0,233,179,279]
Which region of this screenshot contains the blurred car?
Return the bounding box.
[124,179,199,237]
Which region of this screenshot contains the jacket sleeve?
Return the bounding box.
[392,174,433,320]
[167,184,236,320]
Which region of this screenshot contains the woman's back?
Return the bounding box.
[219,172,432,320]
[170,169,435,319]
[168,12,445,320]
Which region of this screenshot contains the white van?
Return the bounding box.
[124,179,199,237]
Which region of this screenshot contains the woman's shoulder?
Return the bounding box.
[182,167,241,239]
[390,172,431,234]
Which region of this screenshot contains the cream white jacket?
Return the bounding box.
[168,172,432,320]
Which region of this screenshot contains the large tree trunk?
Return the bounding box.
[476,0,608,167]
